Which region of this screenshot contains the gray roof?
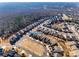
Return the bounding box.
[53,46,63,53]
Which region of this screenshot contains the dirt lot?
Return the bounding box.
[15,35,46,56]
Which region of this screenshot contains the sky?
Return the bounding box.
[0,0,78,2]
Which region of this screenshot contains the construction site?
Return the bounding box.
[0,13,79,57]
